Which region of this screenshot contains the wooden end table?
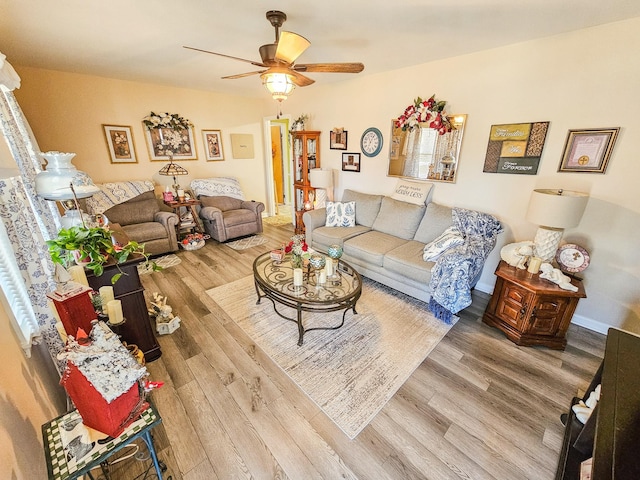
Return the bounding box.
[163,198,203,236]
[483,260,586,349]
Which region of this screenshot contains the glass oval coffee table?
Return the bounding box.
[252,251,362,346]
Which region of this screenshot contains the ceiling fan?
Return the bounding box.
[183,10,364,100]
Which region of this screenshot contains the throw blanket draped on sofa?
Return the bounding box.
[428,208,503,323]
[85,180,154,215]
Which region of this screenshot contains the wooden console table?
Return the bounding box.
[163,198,203,236]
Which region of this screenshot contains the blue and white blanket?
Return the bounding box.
[428,208,503,323]
[85,180,154,214]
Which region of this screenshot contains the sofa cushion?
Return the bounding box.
[312,225,371,250]
[384,240,436,284]
[341,189,383,227]
[104,191,158,226]
[200,195,243,211]
[413,202,454,244]
[422,226,465,261]
[222,209,258,227]
[122,222,168,243]
[326,201,356,227]
[343,231,408,267]
[390,179,434,206]
[371,197,426,240]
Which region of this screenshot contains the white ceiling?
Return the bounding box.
[3,0,640,98]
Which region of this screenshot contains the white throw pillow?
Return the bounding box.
[326,201,356,227]
[390,179,433,206]
[423,226,464,261]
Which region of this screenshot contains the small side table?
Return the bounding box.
[164,198,203,236]
[42,404,163,480]
[482,260,586,349]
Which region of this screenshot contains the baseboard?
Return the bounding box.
[475,280,493,295]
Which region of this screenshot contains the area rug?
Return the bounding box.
[137,254,181,275]
[206,276,456,438]
[225,235,269,250]
[263,215,292,226]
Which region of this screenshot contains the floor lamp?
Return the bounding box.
[525,188,589,262]
[308,168,333,208]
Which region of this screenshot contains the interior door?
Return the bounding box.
[270,125,284,204]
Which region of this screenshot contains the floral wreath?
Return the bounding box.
[142,111,193,131]
[394,95,453,135]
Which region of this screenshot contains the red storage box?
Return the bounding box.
[58,322,148,437]
[47,286,97,335]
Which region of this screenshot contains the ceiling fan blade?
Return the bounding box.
[275,31,310,64]
[289,70,315,87]
[221,70,267,80]
[294,62,365,73]
[183,46,267,68]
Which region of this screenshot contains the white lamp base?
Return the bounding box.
[533,226,564,262]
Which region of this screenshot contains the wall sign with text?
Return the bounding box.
[482,121,549,175]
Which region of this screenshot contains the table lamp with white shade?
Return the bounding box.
[525,188,589,262]
[308,168,333,208]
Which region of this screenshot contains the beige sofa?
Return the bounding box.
[303,189,502,317]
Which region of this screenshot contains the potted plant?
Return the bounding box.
[47,225,158,283]
[289,114,309,134]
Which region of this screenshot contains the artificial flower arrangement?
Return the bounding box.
[394,95,453,135]
[142,111,193,131]
[284,234,309,256]
[289,114,309,134]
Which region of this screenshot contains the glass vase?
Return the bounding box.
[291,254,303,269]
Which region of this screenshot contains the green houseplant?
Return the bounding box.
[47,225,158,283]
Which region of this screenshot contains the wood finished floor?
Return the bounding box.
[107,222,605,480]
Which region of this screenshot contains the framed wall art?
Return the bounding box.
[202,129,224,161]
[102,125,137,164]
[558,127,620,173]
[342,152,361,172]
[230,133,254,159]
[482,121,549,175]
[330,130,348,150]
[144,126,197,161]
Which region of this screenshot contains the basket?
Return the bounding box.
[180,239,205,251]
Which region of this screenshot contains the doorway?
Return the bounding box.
[263,117,293,223]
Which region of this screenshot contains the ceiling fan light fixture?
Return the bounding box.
[261,70,296,101]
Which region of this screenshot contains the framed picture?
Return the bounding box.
[202,129,224,161]
[230,133,254,159]
[558,128,620,173]
[330,130,348,150]
[102,125,137,164]
[342,152,361,172]
[482,121,550,175]
[144,126,197,161]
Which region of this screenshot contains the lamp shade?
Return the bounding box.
[261,69,296,101]
[308,169,333,189]
[35,151,100,201]
[158,161,188,178]
[525,189,588,229]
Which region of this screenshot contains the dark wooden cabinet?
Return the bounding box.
[556,328,640,479]
[86,255,161,362]
[483,260,586,349]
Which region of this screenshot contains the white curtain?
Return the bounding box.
[0,52,64,366]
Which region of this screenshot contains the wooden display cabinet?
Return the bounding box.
[483,260,586,349]
[291,130,321,234]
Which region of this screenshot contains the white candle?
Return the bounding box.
[527,256,543,274]
[106,299,124,325]
[325,259,334,277]
[177,189,185,198]
[319,271,327,284]
[67,265,89,287]
[99,286,115,313]
[293,268,303,286]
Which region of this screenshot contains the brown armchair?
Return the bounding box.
[102,191,179,255]
[198,195,265,242]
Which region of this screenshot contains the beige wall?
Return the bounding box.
[282,17,640,334]
[14,69,272,204]
[0,303,66,479]
[9,17,640,337]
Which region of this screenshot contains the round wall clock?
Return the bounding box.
[360,127,383,157]
[556,244,590,273]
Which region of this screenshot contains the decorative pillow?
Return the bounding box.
[190,177,245,200]
[390,179,433,206]
[325,201,356,227]
[422,226,465,261]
